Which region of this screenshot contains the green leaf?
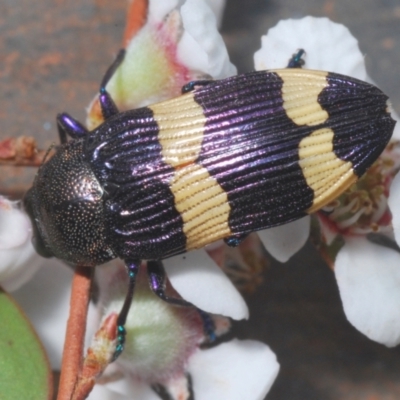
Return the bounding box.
[0,289,53,400]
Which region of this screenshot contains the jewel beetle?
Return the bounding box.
[23,49,395,357]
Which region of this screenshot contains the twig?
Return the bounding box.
[57,266,93,400]
[72,314,118,400]
[0,136,51,167]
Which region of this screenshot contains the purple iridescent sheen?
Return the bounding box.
[57,112,87,138]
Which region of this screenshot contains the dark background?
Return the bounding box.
[1,0,400,398]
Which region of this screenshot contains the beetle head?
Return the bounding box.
[23,140,115,266]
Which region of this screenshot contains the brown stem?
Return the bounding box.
[0,136,52,167]
[57,266,93,400]
[0,152,48,167]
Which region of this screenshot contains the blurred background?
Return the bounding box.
[1,0,400,398]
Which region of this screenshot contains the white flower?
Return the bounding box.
[178,0,234,79]
[203,0,226,27]
[86,261,278,400]
[186,339,279,400]
[254,16,367,79]
[257,217,310,263]
[0,196,42,292]
[254,16,400,347]
[89,339,279,400]
[388,172,400,246]
[86,0,235,130]
[335,237,400,347]
[163,249,248,319]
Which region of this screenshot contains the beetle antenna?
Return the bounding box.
[39,143,57,166]
[98,49,126,120]
[100,49,126,91]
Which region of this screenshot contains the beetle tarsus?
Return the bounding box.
[56,112,88,143]
[197,309,216,342]
[181,80,215,94]
[152,374,194,399]
[367,233,400,253]
[112,325,126,361]
[224,233,248,247]
[287,49,306,68]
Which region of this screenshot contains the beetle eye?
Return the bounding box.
[31,231,54,258]
[23,188,54,259]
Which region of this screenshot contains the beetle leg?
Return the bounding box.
[224,233,248,247]
[152,373,194,400]
[181,79,215,94]
[197,309,217,342]
[99,88,119,120]
[99,49,126,120]
[147,260,192,307]
[147,260,217,342]
[56,112,88,143]
[113,259,141,360]
[367,233,400,253]
[287,48,306,68]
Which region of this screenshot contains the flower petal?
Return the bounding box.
[390,111,400,141]
[335,237,400,346]
[204,0,226,27]
[388,171,400,244]
[0,197,42,292]
[257,216,310,262]
[147,0,226,27]
[187,339,279,400]
[163,249,249,320]
[178,0,236,79]
[87,385,129,400]
[254,17,367,80]
[148,0,179,23]
[0,198,30,249]
[0,245,43,292]
[93,376,160,400]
